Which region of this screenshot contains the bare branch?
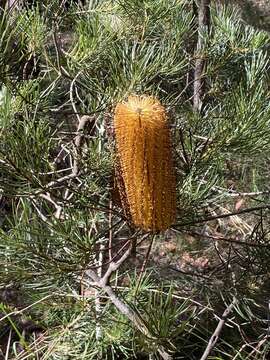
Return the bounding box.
[188,229,270,248]
[83,233,171,359]
[174,203,270,228]
[101,242,132,286]
[193,0,211,112]
[200,298,237,360]
[86,268,172,360]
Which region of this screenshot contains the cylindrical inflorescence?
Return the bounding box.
[113,95,176,232]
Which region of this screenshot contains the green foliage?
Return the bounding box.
[0,0,270,359]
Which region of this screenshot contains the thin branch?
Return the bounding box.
[187,230,270,248]
[101,241,133,286]
[72,115,93,176]
[95,237,105,345]
[168,265,211,280]
[84,233,171,359]
[86,268,172,360]
[29,114,92,196]
[70,73,82,123]
[174,203,270,228]
[4,329,11,360]
[0,295,52,323]
[38,193,62,218]
[31,199,51,224]
[109,200,113,262]
[200,298,237,360]
[193,0,211,112]
[200,178,270,198]
[224,190,270,198]
[135,235,155,297]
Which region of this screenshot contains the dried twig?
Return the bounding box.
[200,298,237,360]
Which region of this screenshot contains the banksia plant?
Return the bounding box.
[113,95,176,232]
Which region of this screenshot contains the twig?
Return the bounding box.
[193,0,211,112]
[31,199,51,224]
[30,114,92,220]
[247,335,269,359]
[168,265,211,280]
[4,329,12,360]
[81,233,149,274]
[95,239,105,345]
[100,241,133,286]
[52,28,72,79]
[200,298,237,360]
[0,295,52,323]
[38,193,62,219]
[135,235,155,297]
[109,200,113,262]
[72,115,93,176]
[86,267,172,360]
[42,173,79,190]
[85,234,172,359]
[188,230,270,248]
[70,73,82,123]
[200,178,270,198]
[174,203,270,228]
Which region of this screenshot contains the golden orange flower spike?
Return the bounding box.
[113,95,176,232]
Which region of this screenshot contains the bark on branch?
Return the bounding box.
[193,0,211,112]
[86,268,172,360]
[85,236,172,360]
[200,298,237,360]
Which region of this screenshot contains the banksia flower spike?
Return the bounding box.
[113,95,176,232]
